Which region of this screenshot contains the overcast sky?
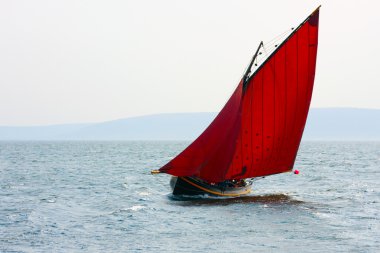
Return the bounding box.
[0,0,379,125]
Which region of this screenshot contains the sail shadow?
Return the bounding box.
[167,193,305,206]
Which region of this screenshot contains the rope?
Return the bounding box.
[249,27,293,73]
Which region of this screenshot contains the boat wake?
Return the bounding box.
[168,193,305,206]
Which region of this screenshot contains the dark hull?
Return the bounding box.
[170,176,252,197]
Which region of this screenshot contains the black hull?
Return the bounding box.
[170,176,252,197]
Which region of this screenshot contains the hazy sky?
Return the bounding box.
[0,0,379,125]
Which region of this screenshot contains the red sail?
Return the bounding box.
[158,81,243,182]
[159,8,319,182]
[226,9,319,179]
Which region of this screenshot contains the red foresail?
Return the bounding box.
[226,9,319,179]
[158,81,243,182]
[158,8,319,182]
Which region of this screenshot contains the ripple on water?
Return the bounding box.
[0,141,379,252]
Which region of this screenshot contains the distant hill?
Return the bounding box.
[303,108,380,140]
[0,108,379,141]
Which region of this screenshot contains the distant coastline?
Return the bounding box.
[1,108,379,141]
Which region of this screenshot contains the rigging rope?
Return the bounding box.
[250,27,293,74]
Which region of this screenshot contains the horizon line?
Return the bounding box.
[1,107,379,128]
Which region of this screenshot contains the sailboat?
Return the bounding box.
[152,6,320,197]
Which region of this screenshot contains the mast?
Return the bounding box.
[243,41,263,91]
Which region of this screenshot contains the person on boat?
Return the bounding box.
[217,180,240,188]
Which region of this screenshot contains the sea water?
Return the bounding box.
[0,141,379,252]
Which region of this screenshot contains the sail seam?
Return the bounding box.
[283,44,288,167]
[261,72,264,166]
[250,80,254,177]
[293,32,299,166]
[271,53,276,169]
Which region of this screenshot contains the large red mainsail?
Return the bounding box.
[158,8,320,182]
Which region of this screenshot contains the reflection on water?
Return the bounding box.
[168,193,305,206]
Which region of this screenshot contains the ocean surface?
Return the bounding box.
[1,141,379,252]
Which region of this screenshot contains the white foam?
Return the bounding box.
[138,191,150,196]
[128,205,145,211]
